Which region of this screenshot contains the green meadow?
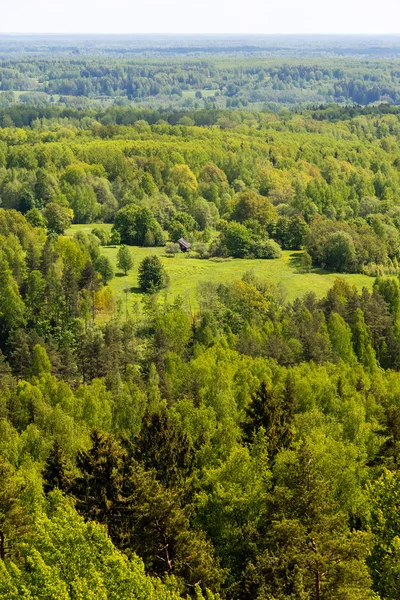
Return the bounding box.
[66,224,375,313]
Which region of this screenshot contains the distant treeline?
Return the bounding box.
[2,54,400,109]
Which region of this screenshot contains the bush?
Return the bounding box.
[251,239,282,259]
[92,227,110,246]
[191,242,210,259]
[165,242,181,257]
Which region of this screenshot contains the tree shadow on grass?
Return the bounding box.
[129,286,142,295]
[289,252,331,276]
[289,252,303,273]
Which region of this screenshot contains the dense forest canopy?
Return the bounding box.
[2,36,400,599]
[2,104,400,273]
[2,35,400,109]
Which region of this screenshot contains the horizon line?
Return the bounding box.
[1,32,400,36]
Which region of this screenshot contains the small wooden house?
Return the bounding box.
[177,238,191,252]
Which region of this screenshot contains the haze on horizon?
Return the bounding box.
[1,0,400,36]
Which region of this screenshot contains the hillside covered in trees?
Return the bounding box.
[2,104,400,274]
[3,88,400,599]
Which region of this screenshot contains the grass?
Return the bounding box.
[181,89,218,99]
[66,224,375,314]
[65,223,113,236]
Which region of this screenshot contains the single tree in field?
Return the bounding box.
[138,255,168,293]
[117,245,133,276]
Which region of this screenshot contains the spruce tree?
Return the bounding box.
[242,381,293,459]
[42,441,72,495]
[134,408,194,489]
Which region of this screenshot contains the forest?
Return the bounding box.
[2,34,400,109]
[3,64,400,599]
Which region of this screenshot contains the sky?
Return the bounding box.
[1,0,400,35]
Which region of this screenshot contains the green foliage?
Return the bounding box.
[70,431,224,591]
[369,470,400,599]
[0,491,184,600]
[91,227,110,246]
[113,206,164,247]
[251,238,282,259]
[116,245,133,275]
[231,190,277,226]
[242,381,293,459]
[3,101,400,600]
[43,203,73,235]
[138,255,168,293]
[134,408,194,488]
[327,313,356,363]
[222,222,252,258]
[324,231,357,273]
[94,255,114,283]
[351,308,377,371]
[42,441,72,495]
[29,345,51,378]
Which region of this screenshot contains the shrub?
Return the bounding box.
[191,242,210,259]
[251,239,282,259]
[165,242,181,257]
[92,227,110,246]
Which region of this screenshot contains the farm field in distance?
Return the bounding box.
[66,223,375,313]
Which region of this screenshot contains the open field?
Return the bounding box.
[66,224,375,313]
[181,89,218,99]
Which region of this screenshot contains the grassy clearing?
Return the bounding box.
[105,247,374,312]
[65,223,113,236]
[181,89,218,99]
[65,224,374,313]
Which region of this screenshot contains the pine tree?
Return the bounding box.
[42,441,72,495]
[71,430,124,538]
[134,407,194,489]
[242,381,293,459]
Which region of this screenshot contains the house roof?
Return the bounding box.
[177,238,191,249]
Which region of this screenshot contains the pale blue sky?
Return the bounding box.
[1,0,400,34]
